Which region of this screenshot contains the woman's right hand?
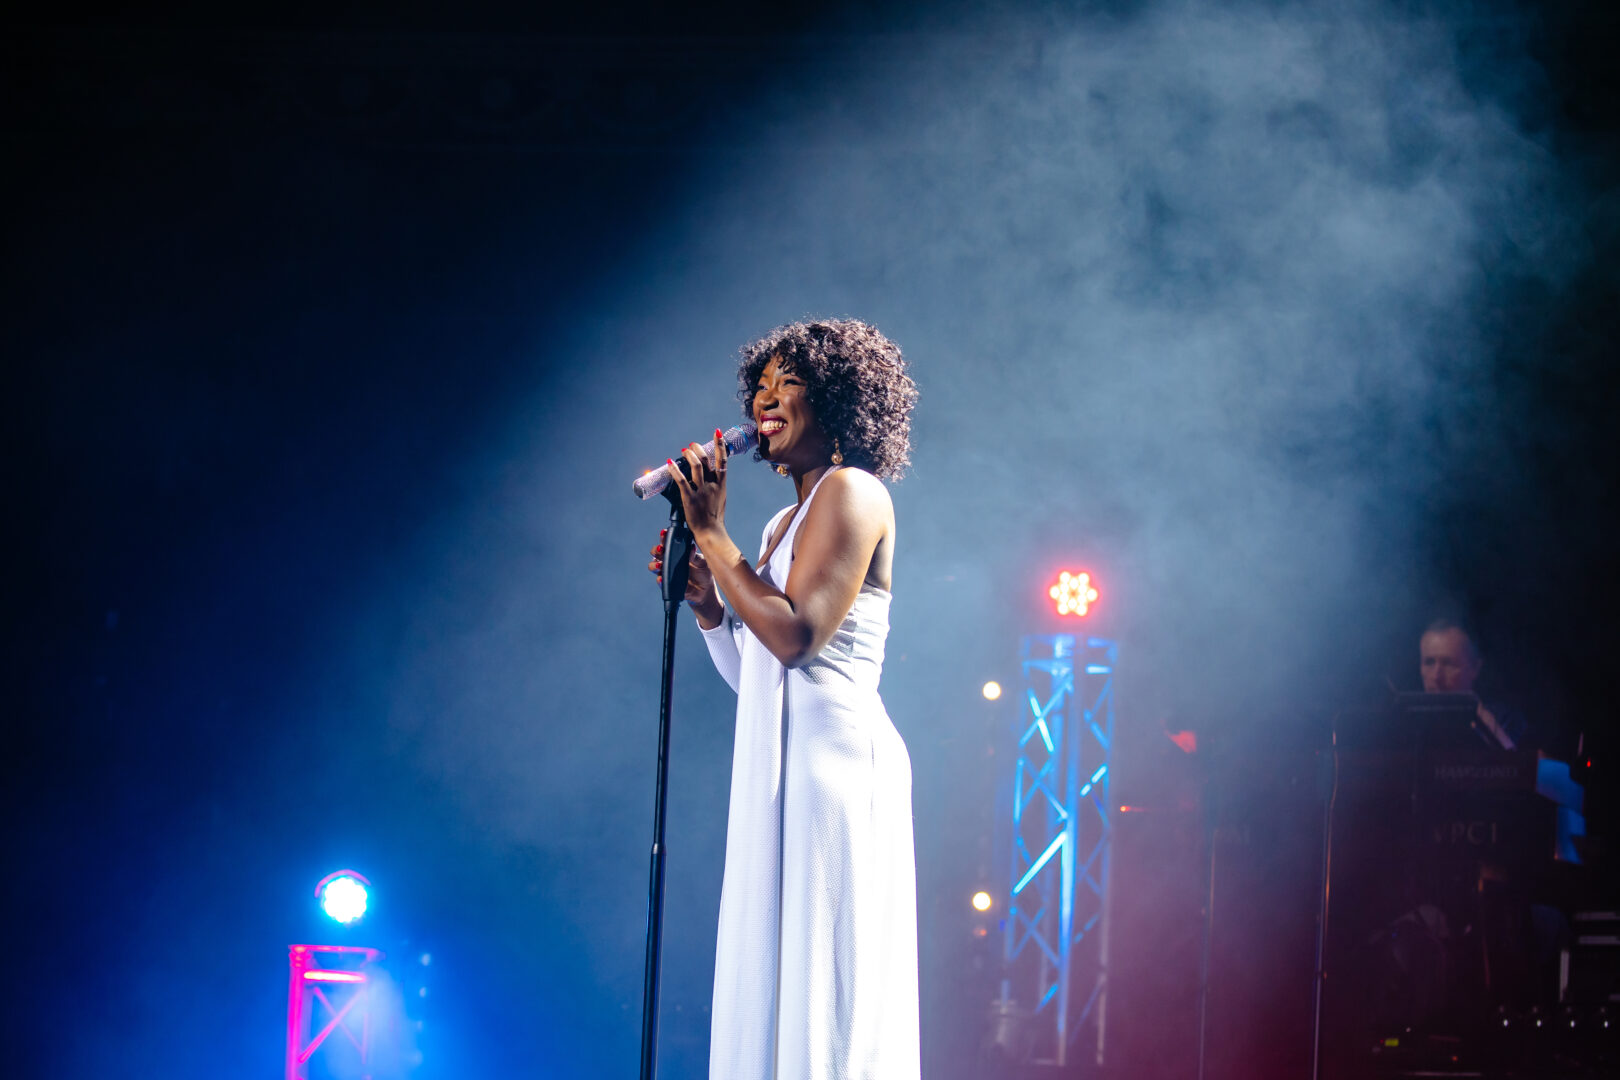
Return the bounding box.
[648,528,724,627]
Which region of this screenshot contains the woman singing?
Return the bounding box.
[649,319,920,1079]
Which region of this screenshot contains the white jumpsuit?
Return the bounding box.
[699,466,920,1080]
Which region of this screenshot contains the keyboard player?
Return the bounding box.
[1419,616,1535,753]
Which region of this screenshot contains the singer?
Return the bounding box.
[650,319,920,1080]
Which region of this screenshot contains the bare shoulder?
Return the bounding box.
[819,466,893,523]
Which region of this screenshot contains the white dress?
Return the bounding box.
[699,466,920,1080]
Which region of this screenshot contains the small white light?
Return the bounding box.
[971,891,993,912]
[982,681,1002,701]
[420,953,432,966]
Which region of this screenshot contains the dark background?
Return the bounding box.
[4,1,1617,1077]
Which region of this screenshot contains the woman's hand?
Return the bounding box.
[667,429,729,540]
[647,528,725,629]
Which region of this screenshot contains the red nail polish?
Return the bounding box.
[715,428,723,440]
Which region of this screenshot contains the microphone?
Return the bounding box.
[632,421,758,500]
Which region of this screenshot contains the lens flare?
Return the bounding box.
[982,681,1002,700]
[972,891,994,912]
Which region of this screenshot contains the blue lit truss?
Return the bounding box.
[999,634,1116,1067]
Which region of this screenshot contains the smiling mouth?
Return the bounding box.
[759,419,787,437]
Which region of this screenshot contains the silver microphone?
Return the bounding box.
[632,421,758,500]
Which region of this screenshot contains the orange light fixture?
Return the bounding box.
[1048,570,1099,617]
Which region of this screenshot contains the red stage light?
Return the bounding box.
[1047,570,1099,617]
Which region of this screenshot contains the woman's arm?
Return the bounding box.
[686,518,784,693]
[669,439,890,668]
[698,607,745,692]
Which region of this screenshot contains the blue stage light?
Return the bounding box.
[317,871,370,924]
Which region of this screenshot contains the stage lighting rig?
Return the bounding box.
[288,869,385,1080]
[994,633,1116,1066]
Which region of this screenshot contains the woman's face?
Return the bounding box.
[752,355,827,469]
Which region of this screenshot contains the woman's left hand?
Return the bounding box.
[668,429,728,538]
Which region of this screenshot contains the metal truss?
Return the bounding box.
[286,944,385,1080]
[1000,634,1117,1067]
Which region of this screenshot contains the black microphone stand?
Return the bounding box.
[639,484,696,1080]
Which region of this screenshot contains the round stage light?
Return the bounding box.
[972,890,994,912]
[1048,570,1099,617]
[982,681,1002,701]
[314,870,371,925]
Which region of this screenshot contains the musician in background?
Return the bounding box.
[1419,617,1534,752]
[1413,618,1566,1021]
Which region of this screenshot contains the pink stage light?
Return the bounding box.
[304,970,366,983]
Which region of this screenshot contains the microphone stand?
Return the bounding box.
[1309,736,1338,1080]
[1194,757,1218,1080]
[639,486,695,1080]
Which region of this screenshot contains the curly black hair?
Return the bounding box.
[737,319,918,480]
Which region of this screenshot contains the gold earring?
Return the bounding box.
[776,464,790,476]
[830,439,843,466]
